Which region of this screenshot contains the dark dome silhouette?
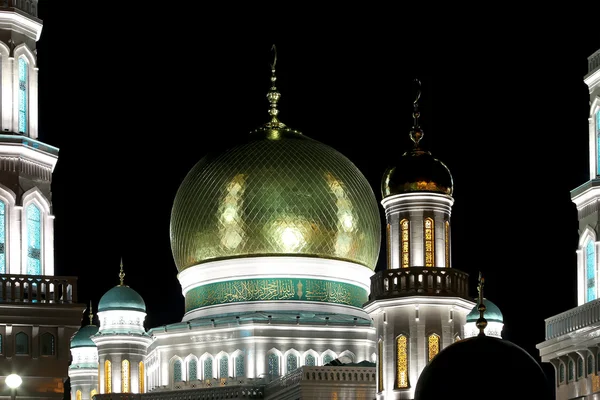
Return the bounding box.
[415,334,552,400]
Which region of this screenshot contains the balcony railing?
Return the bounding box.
[367,267,470,302]
[93,384,264,400]
[0,274,78,303]
[589,49,600,74]
[544,299,600,340]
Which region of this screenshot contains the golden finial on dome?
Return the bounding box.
[88,300,94,325]
[409,78,424,148]
[264,44,286,129]
[476,271,488,336]
[119,258,125,286]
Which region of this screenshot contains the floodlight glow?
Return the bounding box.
[6,374,22,389]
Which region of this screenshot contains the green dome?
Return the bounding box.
[70,324,98,348]
[466,298,503,323]
[98,285,146,312]
[170,127,382,272]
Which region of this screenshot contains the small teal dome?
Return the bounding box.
[466,298,503,323]
[98,285,146,312]
[70,325,99,348]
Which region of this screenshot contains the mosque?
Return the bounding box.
[0,2,592,400]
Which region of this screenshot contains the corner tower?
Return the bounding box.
[364,80,475,400]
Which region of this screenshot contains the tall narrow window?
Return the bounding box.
[18,57,27,134]
[427,333,440,362]
[386,223,391,269]
[188,359,197,381]
[424,218,434,267]
[173,360,182,382]
[401,219,409,268]
[267,353,279,377]
[444,220,450,268]
[40,332,55,355]
[203,358,213,380]
[287,353,298,373]
[0,334,3,354]
[235,355,244,377]
[105,360,112,393]
[76,390,81,400]
[139,361,145,393]
[396,334,409,389]
[588,355,594,375]
[578,357,584,378]
[219,356,228,378]
[15,332,28,354]
[323,353,334,365]
[587,239,596,302]
[0,201,5,274]
[569,359,574,381]
[378,340,383,392]
[305,354,315,366]
[559,363,565,383]
[26,204,41,275]
[122,360,130,393]
[90,389,97,398]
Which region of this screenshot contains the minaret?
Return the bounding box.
[364,80,476,399]
[92,260,152,395]
[69,302,100,400]
[572,48,600,306]
[0,0,56,275]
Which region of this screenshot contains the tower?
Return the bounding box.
[91,261,151,396]
[363,81,475,399]
[69,303,99,400]
[537,48,600,400]
[0,2,86,399]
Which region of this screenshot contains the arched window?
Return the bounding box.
[386,223,391,269]
[90,389,97,398]
[104,360,112,393]
[445,220,450,267]
[267,353,279,377]
[26,203,41,275]
[234,354,244,377]
[305,354,315,367]
[401,219,409,268]
[15,331,28,354]
[378,340,383,392]
[587,239,597,302]
[173,360,182,382]
[40,332,54,355]
[559,363,565,383]
[0,201,6,274]
[323,353,334,365]
[427,333,440,362]
[138,361,144,393]
[188,359,197,381]
[18,57,27,134]
[588,354,594,375]
[578,356,584,378]
[396,334,409,389]
[569,359,574,381]
[122,360,130,392]
[424,218,434,267]
[76,390,81,400]
[203,358,213,380]
[287,353,298,373]
[219,356,228,378]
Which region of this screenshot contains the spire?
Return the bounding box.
[119,257,125,286]
[264,44,285,129]
[409,78,424,148]
[476,272,488,336]
[88,300,94,325]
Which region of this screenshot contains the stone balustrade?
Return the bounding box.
[0,273,78,303]
[589,49,600,74]
[367,267,470,302]
[545,299,600,340]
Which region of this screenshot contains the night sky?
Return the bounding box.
[35,1,600,374]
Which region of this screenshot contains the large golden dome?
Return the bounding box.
[170,126,381,272]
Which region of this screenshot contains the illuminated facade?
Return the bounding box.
[537,48,600,400]
[0,2,87,399]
